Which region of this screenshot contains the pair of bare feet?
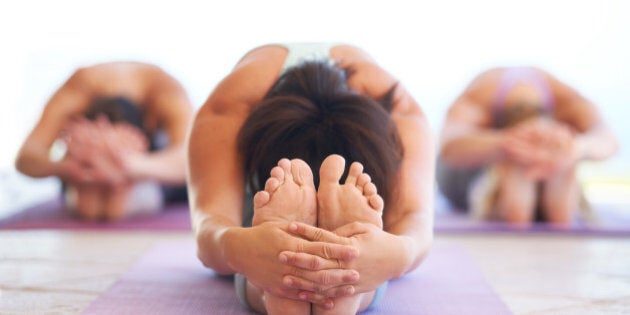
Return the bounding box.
[251,154,384,314]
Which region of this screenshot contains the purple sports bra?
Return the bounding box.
[491,67,555,128]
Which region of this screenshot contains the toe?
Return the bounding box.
[270,166,285,184]
[253,191,270,209]
[356,173,371,192]
[278,158,293,182]
[368,195,384,212]
[265,177,281,193]
[319,154,346,185]
[290,159,315,187]
[345,162,363,186]
[364,182,377,196]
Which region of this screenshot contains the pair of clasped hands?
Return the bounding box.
[56,116,147,186]
[501,117,578,180]
[226,219,406,308]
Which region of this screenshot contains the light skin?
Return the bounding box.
[439,67,618,224]
[15,61,193,220]
[187,44,434,313]
[253,155,385,314]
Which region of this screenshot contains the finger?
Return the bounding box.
[298,285,355,304]
[283,269,359,290]
[288,222,358,259]
[279,251,344,270]
[331,221,370,238]
[289,222,352,245]
[298,240,358,260]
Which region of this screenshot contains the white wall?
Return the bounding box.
[1,0,628,170]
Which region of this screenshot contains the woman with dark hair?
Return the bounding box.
[187,44,434,314]
[16,61,193,221]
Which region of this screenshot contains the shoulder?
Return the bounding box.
[201,45,288,115]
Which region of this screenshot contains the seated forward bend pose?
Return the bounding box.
[15,61,193,221]
[187,43,434,314]
[437,66,618,224]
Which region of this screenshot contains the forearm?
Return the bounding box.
[127,144,187,184]
[439,130,505,168]
[573,128,618,162]
[15,144,62,178]
[386,211,433,278]
[193,210,242,275]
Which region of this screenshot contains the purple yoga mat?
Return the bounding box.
[434,193,630,236]
[82,241,511,315]
[0,197,191,231]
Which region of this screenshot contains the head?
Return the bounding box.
[85,96,144,128]
[237,61,403,207]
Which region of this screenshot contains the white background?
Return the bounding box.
[1,0,628,171]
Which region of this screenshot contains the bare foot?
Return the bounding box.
[252,158,317,226]
[317,154,384,232]
[315,154,384,315]
[251,158,316,315]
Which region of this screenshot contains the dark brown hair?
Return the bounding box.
[237,61,403,208]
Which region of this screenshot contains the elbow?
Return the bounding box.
[14,154,34,177]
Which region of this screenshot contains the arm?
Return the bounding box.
[345,45,434,277]
[438,70,507,168]
[15,70,92,179]
[122,69,194,184]
[548,73,618,162]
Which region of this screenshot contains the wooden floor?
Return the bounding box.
[1,230,629,314]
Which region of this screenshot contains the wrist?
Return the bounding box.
[196,221,243,275]
[391,235,416,279]
[218,226,247,273]
[123,152,150,181]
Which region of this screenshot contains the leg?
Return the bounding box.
[71,184,105,221]
[315,154,383,315]
[493,162,537,224]
[103,182,134,221]
[104,181,164,221]
[251,158,317,315]
[541,164,580,225]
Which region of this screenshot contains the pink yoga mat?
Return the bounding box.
[434,193,630,236]
[0,197,191,231]
[82,241,511,315]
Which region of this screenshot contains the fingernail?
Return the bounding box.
[283,277,293,286]
[299,293,307,300]
[349,271,359,281]
[289,222,298,231]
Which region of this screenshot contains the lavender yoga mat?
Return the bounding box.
[0,197,191,231]
[434,193,630,236]
[82,241,511,315]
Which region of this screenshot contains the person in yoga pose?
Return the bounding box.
[437,67,618,224]
[187,44,434,314]
[15,61,193,221]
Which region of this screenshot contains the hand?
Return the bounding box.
[502,119,577,179]
[62,117,147,185]
[282,222,407,301]
[223,222,360,307]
